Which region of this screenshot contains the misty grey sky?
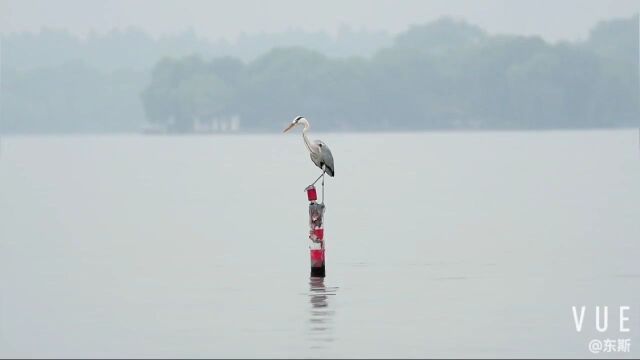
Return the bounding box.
[1,0,638,42]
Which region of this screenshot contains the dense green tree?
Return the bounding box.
[2,15,638,134]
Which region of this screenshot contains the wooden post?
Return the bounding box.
[306,185,326,277]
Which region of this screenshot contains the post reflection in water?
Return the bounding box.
[308,276,338,350]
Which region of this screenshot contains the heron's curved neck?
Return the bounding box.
[300,119,312,152]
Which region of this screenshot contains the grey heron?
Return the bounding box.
[283,116,335,188]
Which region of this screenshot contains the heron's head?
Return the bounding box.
[283,116,305,133]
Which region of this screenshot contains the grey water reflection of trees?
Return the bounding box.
[308,277,338,350]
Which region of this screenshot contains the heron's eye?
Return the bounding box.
[319,143,323,147]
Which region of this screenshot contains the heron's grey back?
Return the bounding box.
[309,140,335,177]
[319,141,334,177]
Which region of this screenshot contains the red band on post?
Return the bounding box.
[306,186,317,201]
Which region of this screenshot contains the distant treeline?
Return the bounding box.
[1,16,638,133]
[1,25,388,133]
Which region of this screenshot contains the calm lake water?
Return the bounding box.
[1,130,639,358]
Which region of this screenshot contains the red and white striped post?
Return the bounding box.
[306,185,326,277]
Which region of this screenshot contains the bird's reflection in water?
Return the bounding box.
[308,277,338,350]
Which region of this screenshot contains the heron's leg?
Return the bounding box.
[310,171,324,187]
[321,172,325,204]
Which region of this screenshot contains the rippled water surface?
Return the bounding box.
[1,130,639,358]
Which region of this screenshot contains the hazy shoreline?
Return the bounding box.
[1,125,639,137]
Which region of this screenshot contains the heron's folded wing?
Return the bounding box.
[320,144,335,177]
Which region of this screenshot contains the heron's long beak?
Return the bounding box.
[283,123,295,133]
